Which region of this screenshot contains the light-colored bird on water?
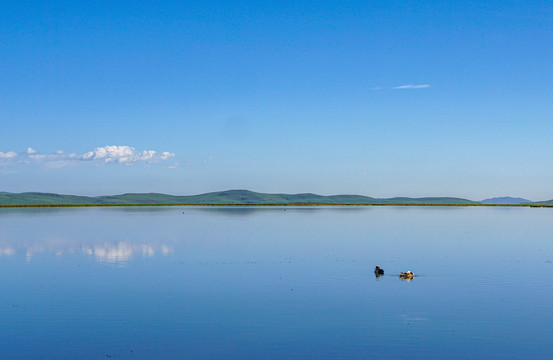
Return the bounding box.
[399,271,415,279]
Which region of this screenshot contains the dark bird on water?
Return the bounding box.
[374,265,384,275]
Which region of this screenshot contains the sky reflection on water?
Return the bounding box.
[0,207,177,264]
[0,239,173,264]
[0,206,552,359]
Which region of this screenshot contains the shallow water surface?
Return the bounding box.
[1,206,552,359]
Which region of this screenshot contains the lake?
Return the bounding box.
[1,206,552,359]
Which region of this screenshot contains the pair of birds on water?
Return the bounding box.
[374,265,415,279]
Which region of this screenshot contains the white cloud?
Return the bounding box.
[82,151,94,160]
[392,84,430,89]
[89,145,135,162]
[0,151,17,159]
[371,84,431,90]
[29,154,47,161]
[0,145,176,166]
[139,150,156,161]
[160,151,175,160]
[81,146,173,163]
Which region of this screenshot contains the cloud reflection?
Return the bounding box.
[0,247,16,256]
[0,239,174,265]
[82,242,169,263]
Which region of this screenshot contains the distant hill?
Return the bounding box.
[378,197,475,205]
[533,199,553,205]
[95,190,380,205]
[0,192,101,205]
[480,197,532,205]
[0,189,481,206]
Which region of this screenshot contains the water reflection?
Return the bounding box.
[1,206,553,359]
[194,205,368,217]
[82,242,173,263]
[0,240,174,264]
[0,246,15,256]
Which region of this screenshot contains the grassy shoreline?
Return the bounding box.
[1,203,552,208]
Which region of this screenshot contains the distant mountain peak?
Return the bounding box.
[480,197,531,205]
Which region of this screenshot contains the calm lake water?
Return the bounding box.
[1,206,552,359]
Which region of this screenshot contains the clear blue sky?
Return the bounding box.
[1,0,552,200]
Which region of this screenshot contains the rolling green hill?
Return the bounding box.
[0,189,483,206]
[0,192,101,205]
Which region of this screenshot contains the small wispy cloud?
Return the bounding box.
[372,84,431,90]
[0,145,176,167]
[392,84,430,89]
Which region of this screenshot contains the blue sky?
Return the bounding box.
[1,0,552,200]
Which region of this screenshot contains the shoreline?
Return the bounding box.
[1,203,552,208]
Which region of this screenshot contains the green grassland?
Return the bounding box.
[0,190,552,207]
